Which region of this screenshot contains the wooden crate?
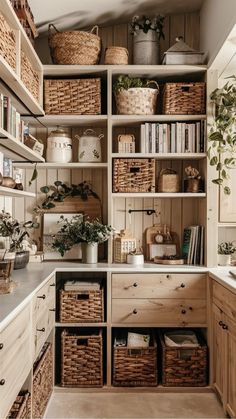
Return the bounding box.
[113,158,155,193]
[162,82,206,115]
[0,13,16,71]
[7,391,31,419]
[60,288,104,323]
[32,342,53,419]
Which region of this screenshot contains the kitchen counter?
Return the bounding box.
[209,267,236,294]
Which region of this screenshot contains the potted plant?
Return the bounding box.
[208,76,236,195]
[0,211,38,269]
[218,241,236,266]
[52,215,113,264]
[130,15,165,64]
[184,166,203,193]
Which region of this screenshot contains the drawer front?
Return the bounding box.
[112,298,207,325]
[34,309,54,359]
[32,275,55,324]
[112,273,206,299]
[213,281,236,323]
[0,304,31,418]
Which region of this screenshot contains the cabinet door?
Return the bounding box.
[219,173,236,222]
[212,303,226,401]
[226,316,236,418]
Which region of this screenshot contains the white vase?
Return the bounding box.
[81,242,98,264]
[218,254,231,266]
[133,30,160,65]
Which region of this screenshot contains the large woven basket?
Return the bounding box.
[7,391,31,419]
[113,158,156,193]
[0,13,16,71]
[61,329,103,387]
[163,82,206,115]
[115,82,159,115]
[105,47,128,65]
[158,168,180,193]
[32,342,53,419]
[48,24,101,65]
[21,49,40,101]
[160,332,208,386]
[113,333,158,386]
[44,78,101,115]
[60,289,104,323]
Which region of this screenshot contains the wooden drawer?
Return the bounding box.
[112,273,206,299]
[213,281,236,323]
[112,298,207,325]
[34,308,54,359]
[32,275,55,324]
[0,304,31,419]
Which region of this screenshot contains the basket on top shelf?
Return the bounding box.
[21,49,40,101]
[0,13,16,71]
[105,47,128,65]
[163,82,206,115]
[44,78,101,115]
[113,158,156,193]
[6,391,31,419]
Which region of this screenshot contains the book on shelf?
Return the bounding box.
[182,225,204,265]
[0,93,24,141]
[139,121,206,154]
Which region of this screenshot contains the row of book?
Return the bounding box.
[0,153,13,177]
[182,225,204,266]
[0,93,25,141]
[140,121,206,154]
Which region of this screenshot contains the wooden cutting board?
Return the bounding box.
[43,195,102,220]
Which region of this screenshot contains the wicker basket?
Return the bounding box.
[113,158,156,193]
[105,47,128,65]
[162,82,206,115]
[32,342,53,419]
[158,168,180,193]
[61,329,103,387]
[160,332,208,387]
[60,288,104,323]
[7,391,31,419]
[44,78,101,115]
[48,24,101,65]
[115,82,159,115]
[21,49,40,101]
[0,13,16,71]
[113,334,158,386]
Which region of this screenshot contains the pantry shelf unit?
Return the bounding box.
[14,162,108,168]
[0,127,45,162]
[111,192,206,198]
[111,153,206,160]
[0,186,36,198]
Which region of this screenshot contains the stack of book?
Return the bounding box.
[0,94,25,141]
[182,225,204,265]
[140,121,206,154]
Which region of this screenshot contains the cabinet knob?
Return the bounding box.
[166,275,170,279]
[189,306,193,311]
[49,308,56,312]
[0,379,5,385]
[180,283,185,288]
[133,283,138,287]
[181,309,186,314]
[219,320,224,326]
[36,327,45,332]
[37,294,46,300]
[133,309,137,314]
[50,283,56,287]
[222,324,228,330]
[0,343,3,350]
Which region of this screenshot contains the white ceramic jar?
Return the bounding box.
[76,129,103,162]
[46,128,72,163]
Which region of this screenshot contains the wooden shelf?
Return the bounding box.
[112,193,206,198]
[111,115,206,125]
[112,153,206,160]
[14,162,108,168]
[55,322,107,327]
[35,115,107,127]
[0,127,45,162]
[218,223,236,227]
[0,186,35,198]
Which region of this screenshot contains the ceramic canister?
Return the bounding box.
[46,128,72,163]
[76,129,103,162]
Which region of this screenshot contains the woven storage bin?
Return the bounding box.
[105,47,128,65]
[48,24,101,65]
[7,391,31,419]
[32,342,53,419]
[113,334,158,386]
[113,158,155,193]
[158,169,180,193]
[21,50,39,101]
[61,329,103,387]
[163,82,206,115]
[44,79,101,115]
[60,288,104,323]
[115,82,159,115]
[160,332,208,387]
[0,13,16,71]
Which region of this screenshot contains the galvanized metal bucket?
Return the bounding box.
[133,30,160,65]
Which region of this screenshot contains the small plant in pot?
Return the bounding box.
[218,241,236,266]
[52,215,113,264]
[0,211,38,269]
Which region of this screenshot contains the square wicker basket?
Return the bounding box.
[21,49,40,101]
[0,13,16,71]
[60,288,104,323]
[162,82,206,115]
[32,342,53,419]
[6,391,31,419]
[44,78,101,115]
[61,329,103,387]
[113,158,156,193]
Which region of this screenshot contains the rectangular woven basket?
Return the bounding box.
[61,329,103,387]
[162,82,206,115]
[113,334,158,387]
[21,49,40,101]
[44,78,101,114]
[160,333,208,387]
[60,289,104,323]
[7,391,31,419]
[113,158,156,193]
[0,13,16,71]
[32,342,53,419]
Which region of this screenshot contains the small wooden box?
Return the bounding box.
[113,158,155,193]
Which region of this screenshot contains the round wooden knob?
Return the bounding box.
[189,306,193,311]
[133,283,138,287]
[0,379,5,385]
[0,343,3,350]
[181,309,186,314]
[180,283,185,288]
[166,275,170,279]
[133,309,137,314]
[219,320,223,326]
[222,324,228,330]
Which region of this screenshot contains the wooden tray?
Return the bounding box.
[154,257,184,265]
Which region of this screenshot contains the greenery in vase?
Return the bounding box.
[113,75,157,94]
[218,241,236,255]
[130,15,165,38]
[0,211,38,251]
[208,76,236,194]
[52,215,113,257]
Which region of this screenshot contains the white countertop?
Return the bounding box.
[209,267,236,294]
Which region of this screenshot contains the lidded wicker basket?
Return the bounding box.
[115,81,159,115]
[105,47,128,65]
[48,24,101,65]
[158,168,180,193]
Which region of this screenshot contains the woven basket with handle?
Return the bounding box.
[105,46,128,65]
[60,289,104,323]
[48,24,101,65]
[163,82,205,115]
[115,81,159,115]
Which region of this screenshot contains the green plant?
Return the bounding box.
[0,211,38,251]
[218,241,236,255]
[208,76,236,194]
[34,180,99,212]
[52,215,113,257]
[130,15,165,38]
[113,75,156,94]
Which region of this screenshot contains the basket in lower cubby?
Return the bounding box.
[60,289,104,323]
[61,329,103,387]
[32,342,53,419]
[7,391,31,419]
